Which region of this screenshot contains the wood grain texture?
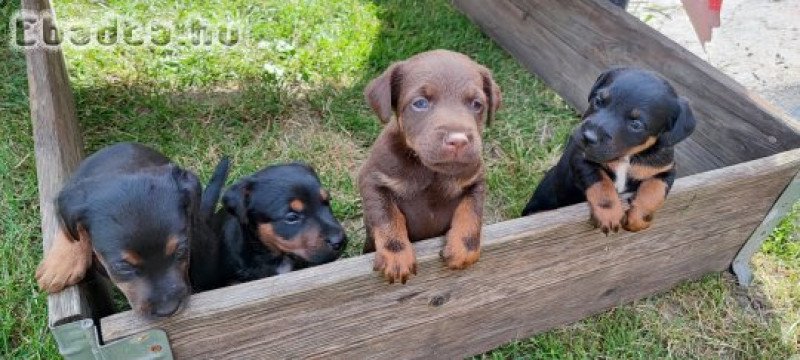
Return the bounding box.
[101,149,800,359]
[732,171,800,286]
[451,0,800,176]
[23,0,88,326]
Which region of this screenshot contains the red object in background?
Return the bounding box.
[682,0,723,46]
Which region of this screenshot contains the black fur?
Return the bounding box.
[56,143,225,317]
[213,163,347,283]
[522,68,695,216]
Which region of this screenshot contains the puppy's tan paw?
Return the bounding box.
[590,203,626,235]
[441,235,480,270]
[623,207,654,232]
[35,229,92,293]
[373,246,417,284]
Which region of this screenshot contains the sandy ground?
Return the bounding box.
[630,0,800,119]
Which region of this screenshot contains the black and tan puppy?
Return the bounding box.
[35,143,228,317]
[521,68,696,233]
[359,50,501,284]
[215,163,347,283]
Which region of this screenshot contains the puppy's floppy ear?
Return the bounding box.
[223,178,252,224]
[56,183,88,242]
[171,165,202,211]
[660,96,696,146]
[479,66,502,127]
[588,67,627,102]
[365,61,404,124]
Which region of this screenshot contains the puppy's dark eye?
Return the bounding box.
[592,96,605,108]
[284,212,303,224]
[629,119,645,132]
[411,97,430,111]
[115,262,138,278]
[469,99,483,112]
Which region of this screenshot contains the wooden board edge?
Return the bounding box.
[732,170,800,286]
[101,148,800,341]
[22,0,89,326]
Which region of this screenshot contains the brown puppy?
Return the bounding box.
[359,50,501,284]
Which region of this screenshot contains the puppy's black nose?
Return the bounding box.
[151,298,183,318]
[582,129,599,145]
[325,231,347,251]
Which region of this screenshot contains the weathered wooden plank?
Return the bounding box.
[22,0,89,326]
[732,171,800,286]
[101,149,800,358]
[451,0,800,175]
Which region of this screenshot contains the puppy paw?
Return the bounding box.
[441,235,480,270]
[35,230,92,293]
[373,246,417,284]
[623,207,653,232]
[590,203,626,235]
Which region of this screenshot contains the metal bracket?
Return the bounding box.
[51,319,173,360]
[732,171,800,286]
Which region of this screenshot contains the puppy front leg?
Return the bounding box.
[624,171,674,232]
[573,158,625,234]
[361,183,416,284]
[36,225,93,293]
[442,182,483,269]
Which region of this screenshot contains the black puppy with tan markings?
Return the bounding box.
[214,163,347,283]
[35,143,228,318]
[522,68,696,233]
[359,50,501,284]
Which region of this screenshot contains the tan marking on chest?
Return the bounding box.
[606,159,675,188]
[629,162,674,180]
[612,156,631,193]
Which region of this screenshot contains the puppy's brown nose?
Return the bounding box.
[444,132,469,151]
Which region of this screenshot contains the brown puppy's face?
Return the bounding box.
[365,50,502,176]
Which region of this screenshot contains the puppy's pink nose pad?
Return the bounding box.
[444,132,470,151]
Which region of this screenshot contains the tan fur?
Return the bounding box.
[371,202,416,284]
[35,225,93,293]
[164,235,179,257]
[375,172,409,197]
[442,196,481,269]
[585,172,626,234]
[257,222,327,262]
[122,250,143,266]
[624,178,668,232]
[94,251,150,315]
[625,136,657,156]
[628,163,674,180]
[290,199,305,212]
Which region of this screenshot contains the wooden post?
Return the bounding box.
[22,0,89,326]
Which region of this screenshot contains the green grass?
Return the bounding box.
[1,0,798,357]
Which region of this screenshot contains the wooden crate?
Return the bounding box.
[26,0,800,358]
